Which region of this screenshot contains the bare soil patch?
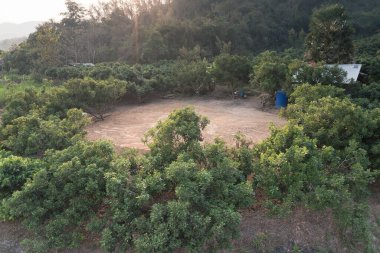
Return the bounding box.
[86,97,286,150]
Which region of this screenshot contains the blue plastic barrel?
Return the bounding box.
[275,90,288,108]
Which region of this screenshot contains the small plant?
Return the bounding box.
[252,232,269,253]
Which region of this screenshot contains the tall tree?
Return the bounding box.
[305,4,354,63]
[60,0,87,64]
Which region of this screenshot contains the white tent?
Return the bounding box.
[326,64,362,84]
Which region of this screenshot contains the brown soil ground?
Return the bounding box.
[86,97,286,151]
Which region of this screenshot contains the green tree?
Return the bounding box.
[250,51,290,94]
[211,54,251,96]
[143,107,209,169]
[1,108,89,156]
[1,88,44,126]
[0,153,43,199]
[4,141,115,252]
[288,60,346,86]
[60,0,86,64]
[31,21,62,69]
[175,59,213,95]
[284,96,371,149]
[100,109,253,252]
[253,123,375,215]
[63,78,127,120]
[305,4,354,63]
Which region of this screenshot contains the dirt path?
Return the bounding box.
[86,97,286,150]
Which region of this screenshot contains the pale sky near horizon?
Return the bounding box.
[0,0,99,23]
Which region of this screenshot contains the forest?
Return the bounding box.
[0,0,379,252]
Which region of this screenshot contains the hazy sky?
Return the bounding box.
[0,0,99,23]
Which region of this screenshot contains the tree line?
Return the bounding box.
[2,0,380,75]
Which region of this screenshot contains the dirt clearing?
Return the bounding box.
[86,97,286,150]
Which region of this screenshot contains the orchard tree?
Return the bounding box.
[250,51,290,94]
[288,60,346,86]
[305,4,354,63]
[31,21,62,69]
[4,141,116,252]
[1,108,89,156]
[211,54,251,96]
[253,123,375,214]
[284,96,371,149]
[175,59,213,95]
[100,108,253,253]
[64,78,127,120]
[0,153,44,199]
[143,107,209,169]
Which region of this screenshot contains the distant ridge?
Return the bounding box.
[0,21,41,41]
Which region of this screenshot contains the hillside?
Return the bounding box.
[2,0,380,69]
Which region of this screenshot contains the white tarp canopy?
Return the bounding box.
[326,64,362,84]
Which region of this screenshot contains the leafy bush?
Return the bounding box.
[349,82,380,109]
[4,141,115,252]
[126,80,155,103]
[112,64,139,82]
[1,108,89,156]
[288,60,346,87]
[100,110,253,252]
[211,54,251,94]
[1,88,44,126]
[288,83,345,105]
[282,83,345,118]
[250,51,290,94]
[175,59,213,95]
[89,65,113,80]
[45,66,83,81]
[253,124,375,214]
[284,96,371,149]
[143,107,209,169]
[63,78,127,120]
[0,153,43,198]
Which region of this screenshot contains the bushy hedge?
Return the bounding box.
[3,141,116,252]
[100,108,253,253]
[0,152,43,199]
[253,124,375,213]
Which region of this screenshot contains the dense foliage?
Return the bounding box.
[4,141,115,252]
[0,0,379,252]
[3,0,380,74]
[305,4,354,63]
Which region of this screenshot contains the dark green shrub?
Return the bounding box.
[211,54,251,95]
[143,107,209,169]
[288,61,346,87]
[63,78,127,120]
[56,67,83,80]
[1,88,44,126]
[284,96,371,149]
[89,65,112,80]
[250,51,289,94]
[1,108,89,156]
[101,142,252,253]
[4,141,115,252]
[175,59,213,95]
[0,153,43,198]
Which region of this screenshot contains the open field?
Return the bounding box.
[86,97,286,150]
